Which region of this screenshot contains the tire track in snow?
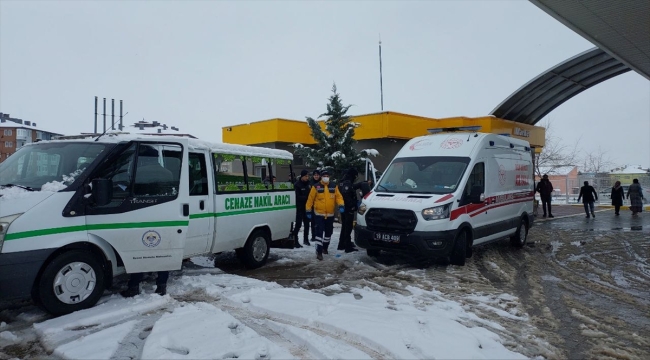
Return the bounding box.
[217,302,393,359]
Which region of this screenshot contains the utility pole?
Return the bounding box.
[379,35,384,112]
[102,98,106,132]
[94,96,98,134]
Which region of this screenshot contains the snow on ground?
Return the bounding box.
[1,226,532,359]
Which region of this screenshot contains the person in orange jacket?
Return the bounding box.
[305,169,344,260]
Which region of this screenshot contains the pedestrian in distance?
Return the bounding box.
[308,170,321,243]
[263,175,276,189]
[626,178,645,216]
[337,168,366,253]
[121,271,169,297]
[611,180,625,216]
[577,180,598,218]
[305,170,344,261]
[291,170,312,247]
[535,174,554,218]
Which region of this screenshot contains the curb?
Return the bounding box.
[535,208,612,222]
[569,204,650,211]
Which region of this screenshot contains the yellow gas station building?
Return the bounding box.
[223,111,545,178]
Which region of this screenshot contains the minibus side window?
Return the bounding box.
[133,144,181,197]
[93,143,137,207]
[213,154,246,193]
[272,160,294,190]
[244,157,266,191]
[189,153,209,196]
[461,162,485,206]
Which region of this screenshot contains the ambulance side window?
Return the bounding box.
[461,162,485,205]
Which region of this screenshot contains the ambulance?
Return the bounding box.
[0,133,295,315]
[355,128,534,265]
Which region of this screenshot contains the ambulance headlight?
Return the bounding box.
[422,204,450,220]
[0,213,23,252]
[358,203,367,216]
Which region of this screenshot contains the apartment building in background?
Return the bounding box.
[0,112,62,163]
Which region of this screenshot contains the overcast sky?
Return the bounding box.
[1,1,648,169]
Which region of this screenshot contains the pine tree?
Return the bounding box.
[293,84,378,181]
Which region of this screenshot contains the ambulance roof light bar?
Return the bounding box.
[427,126,482,134]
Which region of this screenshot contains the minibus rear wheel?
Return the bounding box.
[240,229,271,269]
[36,250,105,316]
[450,231,467,266]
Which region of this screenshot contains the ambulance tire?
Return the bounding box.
[36,250,105,316]
[366,249,381,257]
[240,229,270,269]
[510,217,528,248]
[449,231,467,266]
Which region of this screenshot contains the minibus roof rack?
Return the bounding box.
[427,126,482,134]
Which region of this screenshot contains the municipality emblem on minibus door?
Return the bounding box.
[142,230,162,248]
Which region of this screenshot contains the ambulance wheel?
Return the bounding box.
[36,250,105,316]
[450,231,467,266]
[240,229,270,269]
[366,249,381,257]
[510,217,529,248]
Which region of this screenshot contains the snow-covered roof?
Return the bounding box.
[0,121,60,135]
[31,132,294,160]
[610,165,649,174]
[538,166,576,176]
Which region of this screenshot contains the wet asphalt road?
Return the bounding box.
[228,208,650,359]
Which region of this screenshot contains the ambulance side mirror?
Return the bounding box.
[469,185,484,204]
[91,178,113,207]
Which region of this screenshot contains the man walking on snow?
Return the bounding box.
[535,174,554,218]
[306,170,344,260]
[338,168,366,252]
[577,180,599,218]
[291,169,312,247]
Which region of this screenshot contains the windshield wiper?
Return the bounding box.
[376,184,390,192]
[0,183,35,191]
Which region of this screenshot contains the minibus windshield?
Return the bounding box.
[0,142,110,191]
[376,156,470,194]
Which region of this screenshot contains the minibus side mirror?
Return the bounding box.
[92,178,113,206]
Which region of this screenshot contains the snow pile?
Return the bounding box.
[0,186,31,199]
[53,321,138,360]
[141,302,293,359]
[41,181,67,192]
[0,331,19,343]
[175,273,526,359]
[362,148,380,157]
[34,294,171,351]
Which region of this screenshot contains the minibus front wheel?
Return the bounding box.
[35,250,105,316]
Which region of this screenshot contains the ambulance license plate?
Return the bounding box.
[374,232,401,243]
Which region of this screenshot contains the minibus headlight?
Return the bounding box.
[358,204,368,216]
[0,213,23,252]
[422,204,450,220]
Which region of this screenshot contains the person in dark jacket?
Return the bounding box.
[535,174,554,218]
[291,170,312,247]
[337,168,366,252]
[308,170,321,243]
[577,180,598,218]
[626,178,645,216]
[610,180,625,216]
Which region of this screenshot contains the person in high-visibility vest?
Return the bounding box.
[306,169,344,260]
